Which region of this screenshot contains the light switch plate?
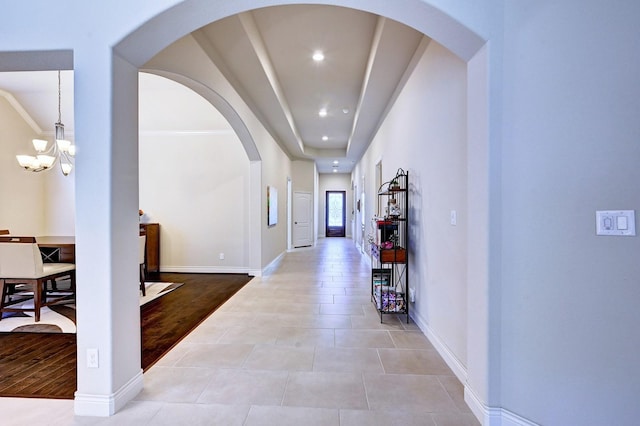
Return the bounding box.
[596,210,636,236]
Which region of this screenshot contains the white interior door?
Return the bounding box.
[293,191,313,248]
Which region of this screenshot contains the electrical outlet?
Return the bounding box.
[87,348,99,368]
[219,253,225,260]
[450,210,457,226]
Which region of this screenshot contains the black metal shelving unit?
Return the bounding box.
[370,169,409,323]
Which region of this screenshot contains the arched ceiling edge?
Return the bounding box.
[114,0,486,68]
[142,69,261,162]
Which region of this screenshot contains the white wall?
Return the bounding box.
[497,1,640,424]
[42,171,76,236]
[143,34,291,271]
[260,132,291,266]
[138,73,252,273]
[139,131,249,272]
[0,95,43,234]
[0,93,74,236]
[292,160,315,194]
[355,39,469,370]
[318,173,353,238]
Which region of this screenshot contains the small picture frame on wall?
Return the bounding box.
[267,185,278,226]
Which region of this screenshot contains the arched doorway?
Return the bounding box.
[109,1,488,418]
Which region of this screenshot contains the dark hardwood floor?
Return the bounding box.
[141,272,251,369]
[0,272,252,399]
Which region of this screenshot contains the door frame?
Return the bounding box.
[293,190,313,248]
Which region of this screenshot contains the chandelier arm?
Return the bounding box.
[41,141,59,156]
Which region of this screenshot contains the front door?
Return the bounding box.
[325,191,346,237]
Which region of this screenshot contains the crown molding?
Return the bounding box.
[0,89,42,135]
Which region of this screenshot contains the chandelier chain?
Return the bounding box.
[58,70,62,124]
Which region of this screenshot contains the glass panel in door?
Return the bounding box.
[326,191,346,237]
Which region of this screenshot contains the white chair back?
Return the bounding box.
[139,235,146,265]
[0,239,45,279]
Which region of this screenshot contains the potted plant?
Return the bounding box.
[389,178,400,190]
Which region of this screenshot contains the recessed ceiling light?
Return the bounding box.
[312,51,325,62]
[333,160,339,165]
[333,169,337,173]
[319,108,327,117]
[342,107,350,114]
[322,136,329,141]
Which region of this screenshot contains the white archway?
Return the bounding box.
[114,0,492,416]
[110,1,492,419]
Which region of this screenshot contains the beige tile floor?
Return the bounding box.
[0,238,479,425]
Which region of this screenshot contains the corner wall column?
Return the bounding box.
[73,52,143,416]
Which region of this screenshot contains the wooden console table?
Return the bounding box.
[140,223,160,273]
[36,236,76,263]
[36,227,160,273]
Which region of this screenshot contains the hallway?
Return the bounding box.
[1,238,478,425]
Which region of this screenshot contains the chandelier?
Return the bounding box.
[16,71,75,176]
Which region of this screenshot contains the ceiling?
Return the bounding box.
[0,5,427,174]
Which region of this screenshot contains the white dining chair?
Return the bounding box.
[0,236,75,322]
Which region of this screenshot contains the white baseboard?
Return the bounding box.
[408,310,538,426]
[409,309,467,382]
[464,386,490,425]
[160,266,250,274]
[500,409,539,426]
[74,370,143,417]
[248,269,262,277]
[262,250,286,274]
[465,387,539,426]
